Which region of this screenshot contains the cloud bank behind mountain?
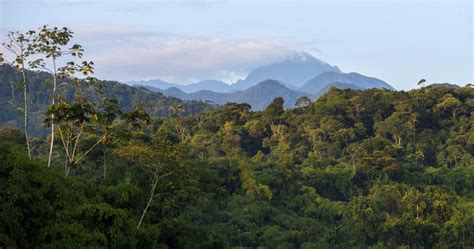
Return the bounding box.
[81,29,314,83]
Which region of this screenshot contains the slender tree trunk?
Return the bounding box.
[65,165,71,176]
[103,148,106,179]
[64,154,68,175]
[47,58,57,167]
[137,173,158,228]
[21,65,31,159]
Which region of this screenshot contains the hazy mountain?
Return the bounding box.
[128,52,393,96]
[128,52,394,104]
[154,80,312,111]
[231,52,341,90]
[129,79,177,90]
[315,82,362,98]
[129,79,231,93]
[300,71,394,94]
[184,80,231,93]
[231,80,312,110]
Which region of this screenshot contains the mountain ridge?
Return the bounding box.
[129,52,394,109]
[301,71,394,94]
[154,80,312,111]
[129,52,393,95]
[230,52,342,90]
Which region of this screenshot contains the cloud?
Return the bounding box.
[80,29,312,83]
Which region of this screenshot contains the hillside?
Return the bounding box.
[0,64,215,135]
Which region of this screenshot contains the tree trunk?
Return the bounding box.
[47,58,57,167]
[137,173,158,228]
[103,148,106,179]
[64,156,71,176]
[21,66,31,159]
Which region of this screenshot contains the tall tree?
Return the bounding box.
[1,31,35,158]
[29,26,88,167]
[117,128,183,228]
[45,95,150,176]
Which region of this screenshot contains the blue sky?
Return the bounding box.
[1,0,472,89]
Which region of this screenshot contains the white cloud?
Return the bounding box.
[80,30,312,83]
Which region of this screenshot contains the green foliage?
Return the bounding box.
[0,85,473,248]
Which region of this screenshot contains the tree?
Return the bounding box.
[418,79,426,87]
[264,97,284,120]
[435,94,462,119]
[169,103,184,117]
[375,112,411,145]
[1,31,36,158]
[116,128,184,228]
[295,96,311,108]
[29,25,90,167]
[44,95,150,176]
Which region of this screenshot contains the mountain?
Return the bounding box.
[0,64,214,135]
[183,80,231,93]
[155,80,312,111]
[300,71,394,94]
[130,79,231,93]
[129,79,177,90]
[231,80,312,110]
[126,52,394,108]
[128,52,393,96]
[231,52,341,90]
[162,87,189,99]
[315,82,362,98]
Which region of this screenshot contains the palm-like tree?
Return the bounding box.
[169,103,184,117]
[295,96,311,108]
[417,79,426,87]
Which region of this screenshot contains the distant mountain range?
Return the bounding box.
[231,52,341,90]
[130,79,232,93]
[151,80,311,111]
[128,52,395,110]
[301,71,394,94]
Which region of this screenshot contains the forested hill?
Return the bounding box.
[0,64,215,135]
[1,85,473,248]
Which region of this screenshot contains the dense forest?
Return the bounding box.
[0,26,473,248]
[1,84,473,248]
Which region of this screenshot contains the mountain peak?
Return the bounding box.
[251,79,286,88]
[287,51,323,64]
[232,52,341,90]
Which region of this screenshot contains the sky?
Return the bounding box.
[0,0,472,90]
